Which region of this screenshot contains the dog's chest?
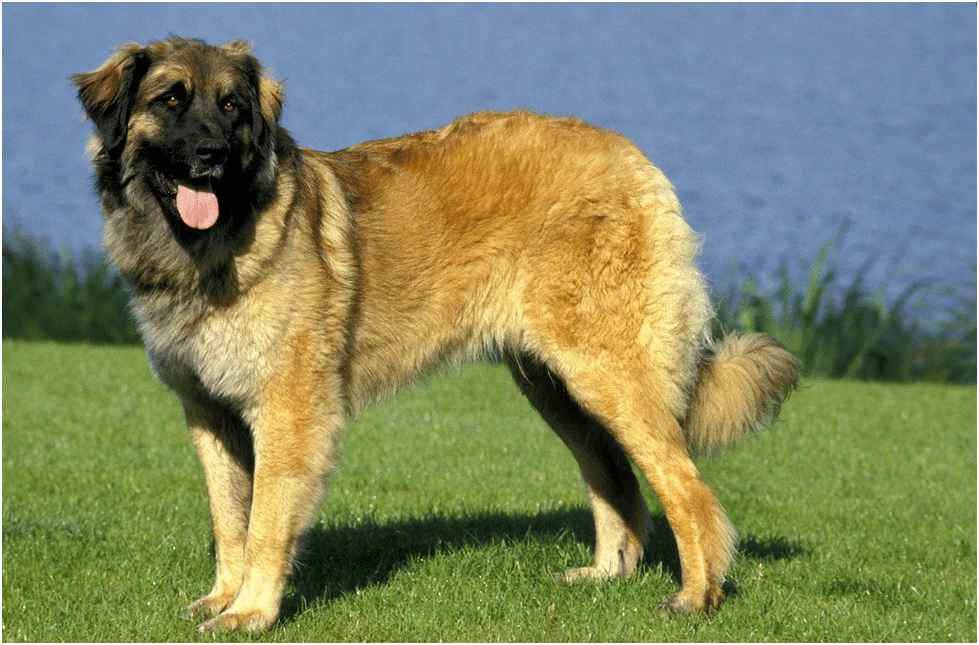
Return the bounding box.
[141,298,282,411]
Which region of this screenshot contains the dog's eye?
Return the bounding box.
[221,100,236,113]
[159,84,187,108]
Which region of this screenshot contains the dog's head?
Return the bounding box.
[74,37,285,232]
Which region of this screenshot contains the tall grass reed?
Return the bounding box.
[2,231,140,344]
[712,234,976,383]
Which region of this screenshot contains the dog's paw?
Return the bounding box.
[656,586,724,614]
[553,565,614,583]
[196,609,275,633]
[180,593,233,621]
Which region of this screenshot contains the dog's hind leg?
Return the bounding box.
[552,359,737,613]
[506,353,652,580]
[181,399,255,621]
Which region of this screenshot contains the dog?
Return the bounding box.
[74,37,798,632]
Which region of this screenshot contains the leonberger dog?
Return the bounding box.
[75,37,798,632]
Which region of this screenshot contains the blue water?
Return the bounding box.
[3,3,975,322]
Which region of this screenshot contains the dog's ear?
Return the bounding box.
[73,44,151,154]
[222,40,284,158]
[251,73,284,156]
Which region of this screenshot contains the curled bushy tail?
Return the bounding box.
[682,333,799,455]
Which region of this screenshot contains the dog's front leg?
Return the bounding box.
[181,399,255,621]
[196,356,343,633]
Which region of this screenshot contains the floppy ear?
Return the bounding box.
[250,73,284,157]
[73,44,151,154]
[224,40,285,158]
[221,40,284,158]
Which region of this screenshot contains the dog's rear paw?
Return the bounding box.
[657,586,724,614]
[553,565,615,583]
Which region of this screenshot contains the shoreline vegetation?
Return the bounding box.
[3,229,975,384]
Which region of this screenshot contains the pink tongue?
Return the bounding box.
[175,183,219,229]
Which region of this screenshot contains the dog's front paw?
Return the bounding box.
[181,593,233,621]
[196,609,276,633]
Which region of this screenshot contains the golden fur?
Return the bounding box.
[75,37,798,632]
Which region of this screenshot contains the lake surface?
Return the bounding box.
[3,3,975,321]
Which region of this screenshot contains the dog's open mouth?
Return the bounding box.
[159,174,220,230]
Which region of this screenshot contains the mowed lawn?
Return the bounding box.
[2,340,975,642]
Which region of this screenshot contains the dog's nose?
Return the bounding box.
[196,138,230,166]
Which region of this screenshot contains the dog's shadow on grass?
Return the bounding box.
[283,507,593,621]
[280,509,810,622]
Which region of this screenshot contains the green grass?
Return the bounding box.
[3,341,975,642]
